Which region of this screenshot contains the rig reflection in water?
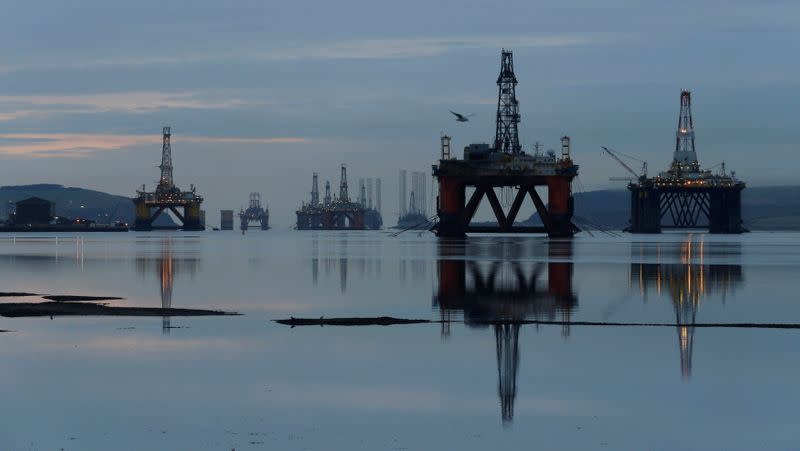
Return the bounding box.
[311,236,434,292]
[434,239,577,426]
[135,237,201,334]
[301,236,745,426]
[630,238,743,378]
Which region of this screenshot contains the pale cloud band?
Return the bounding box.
[0,133,311,158]
[263,34,590,61]
[0,92,249,119]
[0,33,594,75]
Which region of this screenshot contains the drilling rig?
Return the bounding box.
[626,90,745,233]
[133,127,204,231]
[432,50,579,238]
[239,192,270,231]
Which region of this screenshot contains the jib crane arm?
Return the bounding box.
[602,146,647,178]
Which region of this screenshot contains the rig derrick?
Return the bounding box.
[432,50,579,238]
[132,127,204,231]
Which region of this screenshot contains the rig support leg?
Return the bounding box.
[436,177,466,238]
[546,178,576,238]
[183,202,204,231]
[709,188,744,233]
[133,201,153,231]
[628,186,662,233]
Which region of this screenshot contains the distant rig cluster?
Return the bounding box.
[295,166,382,230]
[0,48,746,235]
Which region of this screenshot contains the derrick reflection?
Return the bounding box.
[135,238,200,334]
[630,239,743,378]
[434,239,576,426]
[310,237,385,293]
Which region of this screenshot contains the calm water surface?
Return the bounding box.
[1,231,799,450]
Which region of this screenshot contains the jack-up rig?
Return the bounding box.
[133,127,204,231]
[617,90,745,233]
[432,50,579,238]
[296,166,383,230]
[239,192,270,231]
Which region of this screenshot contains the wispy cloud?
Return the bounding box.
[0,34,593,75]
[262,34,590,61]
[0,110,39,122]
[0,92,249,118]
[0,132,311,158]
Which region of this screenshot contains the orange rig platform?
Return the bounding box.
[432,50,579,238]
[133,127,204,231]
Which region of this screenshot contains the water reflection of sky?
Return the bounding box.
[1,232,800,450]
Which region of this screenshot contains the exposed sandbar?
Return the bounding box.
[275,316,431,326]
[275,317,800,330]
[0,302,237,318]
[43,295,124,302]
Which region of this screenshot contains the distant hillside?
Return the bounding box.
[737,186,800,230]
[520,186,800,231]
[0,184,174,226]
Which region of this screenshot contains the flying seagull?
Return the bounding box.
[450,111,475,122]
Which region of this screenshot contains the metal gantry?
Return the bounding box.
[494,49,521,154]
[158,126,174,190]
[673,90,699,172]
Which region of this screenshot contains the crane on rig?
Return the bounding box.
[602,146,648,183]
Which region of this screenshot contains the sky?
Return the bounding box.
[0,0,798,227]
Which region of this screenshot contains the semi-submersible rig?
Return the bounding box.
[133,127,204,231]
[623,90,745,233]
[433,49,579,238]
[239,192,270,231]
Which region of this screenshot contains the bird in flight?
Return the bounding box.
[450,111,475,122]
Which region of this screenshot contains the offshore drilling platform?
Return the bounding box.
[626,90,745,233]
[295,165,382,230]
[239,192,270,231]
[433,50,579,238]
[133,127,204,231]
